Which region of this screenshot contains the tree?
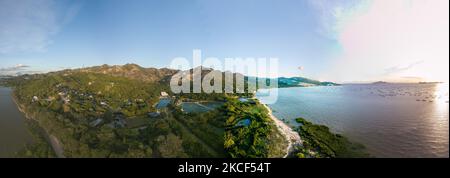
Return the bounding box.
[224,137,235,149]
[157,134,188,158]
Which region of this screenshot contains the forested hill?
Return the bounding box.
[3,63,337,89]
[56,63,178,83]
[5,64,288,158]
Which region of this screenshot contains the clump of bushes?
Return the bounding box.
[294,117,369,158]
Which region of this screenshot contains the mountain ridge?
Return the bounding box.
[4,63,338,88]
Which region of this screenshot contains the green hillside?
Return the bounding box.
[7,64,286,158]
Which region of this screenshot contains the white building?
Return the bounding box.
[161,91,169,97]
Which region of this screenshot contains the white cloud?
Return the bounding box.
[317,0,449,83]
[308,0,372,39]
[0,0,81,54]
[0,63,33,75]
[383,60,423,75]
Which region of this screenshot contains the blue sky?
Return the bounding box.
[1,0,448,82]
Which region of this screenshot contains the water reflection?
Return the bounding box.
[258,83,449,157]
[0,87,34,157]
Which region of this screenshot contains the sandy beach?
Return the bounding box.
[262,103,302,158]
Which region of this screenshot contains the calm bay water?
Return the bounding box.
[257,83,449,158]
[0,87,34,157]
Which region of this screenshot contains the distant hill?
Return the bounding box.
[372,81,389,85]
[176,67,337,89]
[56,63,179,83]
[7,64,337,90]
[0,75,14,80]
[277,77,339,87]
[246,76,339,88]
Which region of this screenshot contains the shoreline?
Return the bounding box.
[10,90,65,158]
[8,84,298,158]
[261,103,302,158]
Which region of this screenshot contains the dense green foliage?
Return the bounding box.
[10,72,230,157]
[13,72,168,117]
[16,120,56,158]
[169,104,226,157]
[175,74,254,101]
[7,66,288,158]
[223,98,287,158]
[294,118,369,158]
